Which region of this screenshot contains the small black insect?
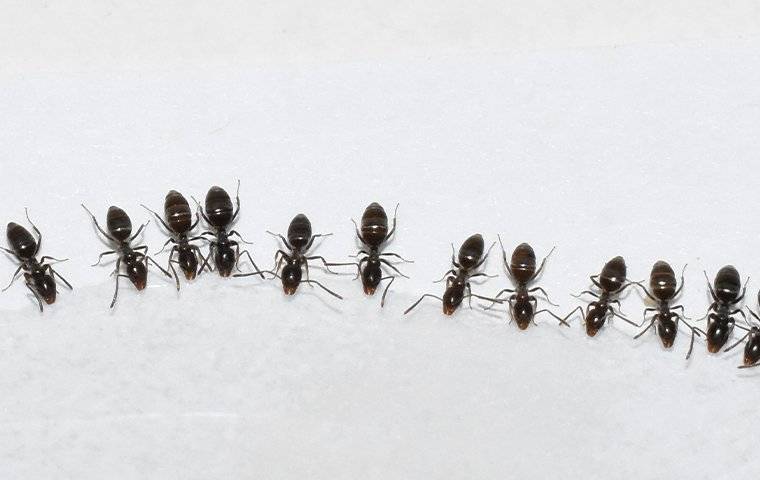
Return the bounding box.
[695,266,748,353]
[404,233,500,315]
[82,204,172,308]
[634,261,700,358]
[195,181,264,278]
[236,213,348,298]
[350,202,412,306]
[142,190,208,288]
[567,256,638,336]
[484,237,569,329]
[1,209,72,311]
[724,291,760,369]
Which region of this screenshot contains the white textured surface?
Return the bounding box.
[2,2,760,478]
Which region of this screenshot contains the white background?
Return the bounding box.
[1,1,760,478]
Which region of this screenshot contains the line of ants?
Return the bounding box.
[3,187,760,369]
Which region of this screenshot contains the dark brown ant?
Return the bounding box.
[350,202,412,307]
[404,233,501,316]
[193,181,263,278]
[484,236,569,329]
[235,213,349,298]
[694,266,748,353]
[82,204,172,308]
[634,261,700,358]
[1,209,72,311]
[142,190,208,288]
[566,256,639,336]
[724,291,760,369]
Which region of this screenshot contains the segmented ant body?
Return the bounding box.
[724,291,760,368]
[404,233,500,315]
[195,182,262,278]
[696,266,748,353]
[2,209,72,311]
[486,237,568,329]
[350,202,412,306]
[83,205,172,308]
[635,261,700,358]
[567,256,638,336]
[142,190,208,287]
[236,213,348,298]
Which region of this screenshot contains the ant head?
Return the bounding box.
[215,245,236,277]
[713,265,741,304]
[281,263,302,295]
[706,321,732,353]
[513,300,533,330]
[361,260,383,295]
[584,304,607,337]
[600,256,627,293]
[30,271,56,305]
[177,247,199,280]
[510,243,536,284]
[657,318,677,348]
[125,260,147,291]
[442,283,465,315]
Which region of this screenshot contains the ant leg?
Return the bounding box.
[433,269,457,283]
[303,233,333,252]
[303,279,343,300]
[351,218,368,247]
[497,235,511,274]
[190,196,211,224]
[608,307,638,327]
[39,256,68,263]
[24,208,43,256]
[91,250,117,267]
[531,246,556,281]
[379,252,414,263]
[473,241,496,270]
[379,276,395,307]
[634,319,657,340]
[349,249,370,258]
[450,244,462,269]
[528,286,559,306]
[565,306,586,325]
[379,258,409,278]
[673,264,688,297]
[109,258,122,308]
[404,294,444,315]
[482,288,515,310]
[633,281,658,302]
[590,275,603,289]
[534,308,570,327]
[308,256,356,274]
[199,243,216,273]
[266,231,293,250]
[237,248,266,279]
[385,203,399,240]
[189,212,201,231]
[81,204,118,243]
[141,205,172,233]
[353,257,367,280]
[231,179,241,222]
[725,332,750,352]
[2,265,23,292]
[469,272,498,280]
[678,314,701,360]
[228,231,253,245]
[0,247,14,256]
[166,246,180,290]
[191,245,207,276]
[25,282,44,312]
[128,222,150,242]
[155,237,175,255]
[703,270,719,302]
[144,255,173,278]
[571,290,600,299]
[44,265,73,290]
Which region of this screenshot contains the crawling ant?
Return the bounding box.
[404,233,500,316]
[484,237,569,329]
[350,202,412,307]
[1,209,72,311]
[634,261,700,358]
[142,190,208,288]
[695,266,748,353]
[724,291,760,369]
[194,182,263,278]
[235,213,349,298]
[566,256,639,336]
[82,204,172,308]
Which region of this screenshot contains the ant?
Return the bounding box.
[404,233,500,316]
[349,202,412,307]
[634,261,700,358]
[142,190,208,288]
[695,266,748,353]
[483,237,569,329]
[1,209,72,311]
[566,256,639,336]
[82,204,172,308]
[194,181,263,278]
[235,213,349,298]
[724,290,760,369]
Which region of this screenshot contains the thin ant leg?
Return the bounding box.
[385,203,399,240]
[473,241,496,270]
[725,332,750,352]
[24,208,43,256]
[2,265,23,291]
[469,272,497,280]
[404,294,445,315]
[308,256,355,274]
[482,288,515,310]
[141,205,172,233]
[109,258,122,308]
[266,231,293,250]
[44,265,73,290]
[450,244,462,269]
[679,314,701,360]
[353,257,367,280]
[379,252,414,263]
[529,286,558,306]
[192,245,207,276]
[633,281,658,302]
[155,237,175,255]
[534,309,570,327]
[531,246,556,281]
[199,243,216,273]
[303,233,333,252]
[128,222,150,242]
[228,230,253,245]
[634,317,657,339]
[571,290,600,299]
[349,249,370,258]
[590,275,602,289]
[564,306,586,325]
[497,235,511,274]
[231,179,241,222]
[39,256,68,263]
[380,276,395,307]
[234,269,277,279]
[143,255,173,278]
[673,264,688,297]
[165,245,180,290]
[189,212,201,231]
[237,249,266,279]
[81,204,118,243]
[433,269,457,283]
[0,246,15,256]
[25,282,44,312]
[608,307,638,327]
[92,250,117,266]
[350,219,367,247]
[303,279,343,300]
[379,258,409,278]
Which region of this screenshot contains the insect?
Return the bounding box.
[350,202,412,306]
[695,266,748,353]
[194,182,263,278]
[484,237,569,329]
[566,256,638,336]
[1,209,72,311]
[634,261,700,358]
[724,291,760,369]
[235,213,348,298]
[142,190,208,288]
[404,233,500,315]
[82,204,172,308]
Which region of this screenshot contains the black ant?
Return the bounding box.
[235,213,349,298]
[194,182,263,278]
[350,202,412,307]
[634,261,700,358]
[724,291,760,369]
[1,209,72,311]
[142,190,208,288]
[82,204,172,308]
[695,266,748,353]
[484,237,569,329]
[404,233,500,316]
[566,256,638,336]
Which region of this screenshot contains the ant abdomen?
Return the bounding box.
[458,234,484,270]
[6,222,36,260]
[650,261,677,301]
[287,214,312,250]
[510,243,536,284]
[165,190,193,234]
[361,202,389,248]
[107,206,133,242]
[205,186,235,228]
[713,265,741,304]
[599,256,626,293]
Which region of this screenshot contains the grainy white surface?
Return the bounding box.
[1,2,760,478]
